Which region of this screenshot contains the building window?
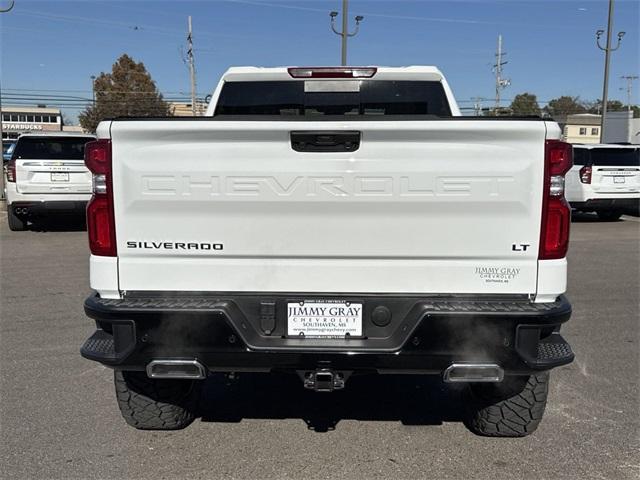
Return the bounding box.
[10,115,18,121]
[591,127,599,135]
[49,115,58,123]
[18,115,26,122]
[34,115,42,122]
[27,115,34,122]
[579,127,587,135]
[2,114,9,121]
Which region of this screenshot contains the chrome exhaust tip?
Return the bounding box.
[146,359,207,380]
[443,363,504,383]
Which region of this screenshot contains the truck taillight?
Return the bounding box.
[579,165,592,184]
[540,140,573,260]
[6,158,16,182]
[84,139,116,257]
[288,67,377,78]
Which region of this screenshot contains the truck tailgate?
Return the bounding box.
[109,119,548,295]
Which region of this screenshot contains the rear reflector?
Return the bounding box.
[540,140,573,260]
[288,67,377,78]
[84,139,116,257]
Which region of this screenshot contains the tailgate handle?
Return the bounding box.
[291,131,361,152]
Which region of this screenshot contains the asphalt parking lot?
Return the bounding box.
[1,211,638,480]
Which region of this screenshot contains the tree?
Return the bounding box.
[79,54,169,132]
[585,99,627,115]
[543,96,586,120]
[509,93,541,116]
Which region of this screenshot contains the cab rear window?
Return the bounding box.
[583,148,640,167]
[214,80,452,117]
[13,137,94,160]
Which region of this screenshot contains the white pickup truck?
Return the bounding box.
[81,66,574,437]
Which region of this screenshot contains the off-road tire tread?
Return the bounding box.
[465,372,549,437]
[114,371,199,430]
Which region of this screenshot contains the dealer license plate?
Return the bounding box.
[287,301,363,338]
[51,172,69,182]
[614,176,625,183]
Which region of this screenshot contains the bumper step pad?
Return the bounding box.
[81,330,116,361]
[536,334,574,365]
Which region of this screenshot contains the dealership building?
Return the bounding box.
[1,105,62,140]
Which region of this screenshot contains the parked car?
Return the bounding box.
[5,132,96,230]
[566,144,640,220]
[3,140,17,163]
[80,66,574,437]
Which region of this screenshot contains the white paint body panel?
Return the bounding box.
[106,120,556,296]
[91,67,566,301]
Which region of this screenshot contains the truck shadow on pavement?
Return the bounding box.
[198,373,467,432]
[25,214,87,232]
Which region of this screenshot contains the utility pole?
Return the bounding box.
[493,34,510,114]
[329,0,364,66]
[472,97,489,116]
[596,0,625,142]
[187,16,197,116]
[0,0,15,201]
[620,75,638,112]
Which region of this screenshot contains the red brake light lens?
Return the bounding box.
[288,67,377,78]
[540,140,573,260]
[579,165,592,184]
[545,139,573,176]
[84,139,116,257]
[84,139,111,174]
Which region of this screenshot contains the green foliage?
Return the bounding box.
[543,96,586,120]
[585,99,627,114]
[509,93,541,116]
[79,54,169,133]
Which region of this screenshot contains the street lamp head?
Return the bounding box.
[596,29,604,37]
[355,15,364,22]
[617,31,625,39]
[330,11,338,18]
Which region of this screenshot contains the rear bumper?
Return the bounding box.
[81,292,573,376]
[571,198,640,210]
[10,200,88,217]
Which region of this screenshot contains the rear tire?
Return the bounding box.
[596,209,622,221]
[114,371,201,430]
[464,372,549,437]
[7,207,26,231]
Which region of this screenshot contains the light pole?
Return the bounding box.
[0,0,14,13]
[91,75,96,105]
[329,0,364,66]
[596,0,625,143]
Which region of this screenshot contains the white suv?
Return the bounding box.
[566,144,640,220]
[5,133,96,230]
